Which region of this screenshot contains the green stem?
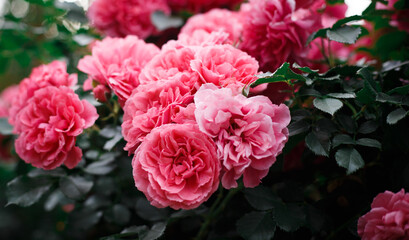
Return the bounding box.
[195,184,243,240]
[343,100,358,116]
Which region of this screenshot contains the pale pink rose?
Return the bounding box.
[177,30,230,47]
[14,86,98,170]
[180,9,243,45]
[132,123,220,209]
[0,85,19,118]
[9,61,77,126]
[239,0,322,71]
[167,0,243,13]
[122,79,194,154]
[87,0,170,38]
[78,36,160,106]
[190,44,259,93]
[194,84,290,188]
[358,189,409,240]
[139,45,200,89]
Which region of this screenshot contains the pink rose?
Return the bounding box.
[9,61,77,126]
[239,0,322,71]
[78,36,160,106]
[132,123,220,209]
[177,30,230,47]
[180,9,243,45]
[0,85,19,118]
[122,79,194,154]
[14,86,98,170]
[358,189,409,240]
[87,0,170,38]
[167,0,243,13]
[139,45,200,89]
[194,84,290,188]
[190,44,259,93]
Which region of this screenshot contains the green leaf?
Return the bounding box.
[251,62,306,87]
[326,26,362,44]
[59,176,93,200]
[335,148,365,174]
[356,80,377,104]
[313,98,343,116]
[141,222,167,240]
[387,84,409,95]
[44,190,64,212]
[332,134,355,148]
[135,198,168,221]
[357,68,379,92]
[237,211,276,240]
[356,138,381,149]
[387,108,408,125]
[327,93,356,99]
[307,28,328,45]
[244,186,281,211]
[288,120,310,136]
[273,203,306,232]
[358,120,379,134]
[376,93,403,104]
[6,176,52,207]
[0,118,13,135]
[151,11,183,31]
[84,155,116,175]
[28,168,66,178]
[105,204,131,226]
[292,63,319,74]
[332,15,365,28]
[305,131,331,157]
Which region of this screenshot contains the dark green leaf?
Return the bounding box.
[298,88,322,97]
[84,155,116,175]
[376,93,403,104]
[135,198,169,221]
[292,63,319,74]
[59,176,93,200]
[6,176,52,207]
[387,108,407,125]
[307,28,328,45]
[72,209,103,230]
[356,80,377,104]
[333,134,355,148]
[251,62,306,87]
[141,222,167,240]
[305,131,331,157]
[0,118,13,135]
[291,109,311,121]
[335,148,364,174]
[85,150,99,160]
[315,118,338,134]
[337,114,356,134]
[326,26,361,44]
[44,190,64,211]
[288,120,310,136]
[356,138,381,149]
[358,120,379,134]
[313,98,343,116]
[151,11,183,31]
[273,203,306,232]
[104,134,123,151]
[105,204,131,226]
[332,15,365,28]
[28,168,66,178]
[237,211,276,240]
[387,85,409,95]
[244,186,281,211]
[327,93,356,99]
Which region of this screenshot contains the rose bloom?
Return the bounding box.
[167,0,243,13]
[9,61,77,126]
[132,123,220,209]
[177,30,230,47]
[194,84,290,189]
[377,0,409,32]
[87,0,170,38]
[190,44,260,93]
[358,189,409,240]
[122,79,194,154]
[14,86,98,170]
[0,85,19,118]
[239,0,322,71]
[180,9,243,45]
[138,45,200,89]
[78,36,160,106]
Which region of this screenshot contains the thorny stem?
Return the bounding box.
[195,184,243,240]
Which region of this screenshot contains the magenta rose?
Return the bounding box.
[0,85,19,118]
[167,0,243,13]
[122,79,194,154]
[132,123,220,209]
[190,44,259,93]
[139,45,200,89]
[78,36,160,105]
[9,61,77,126]
[194,84,290,188]
[177,30,230,47]
[239,0,321,71]
[87,0,170,38]
[180,9,243,45]
[14,86,98,170]
[358,189,409,240]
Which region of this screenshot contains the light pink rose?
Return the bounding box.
[132,123,220,209]
[78,36,160,106]
[167,0,243,13]
[122,79,194,154]
[87,0,170,38]
[139,45,200,89]
[180,9,243,45]
[0,85,19,118]
[194,84,290,188]
[177,30,230,47]
[190,44,259,93]
[9,61,77,126]
[14,86,98,170]
[239,0,322,71]
[358,189,409,240]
